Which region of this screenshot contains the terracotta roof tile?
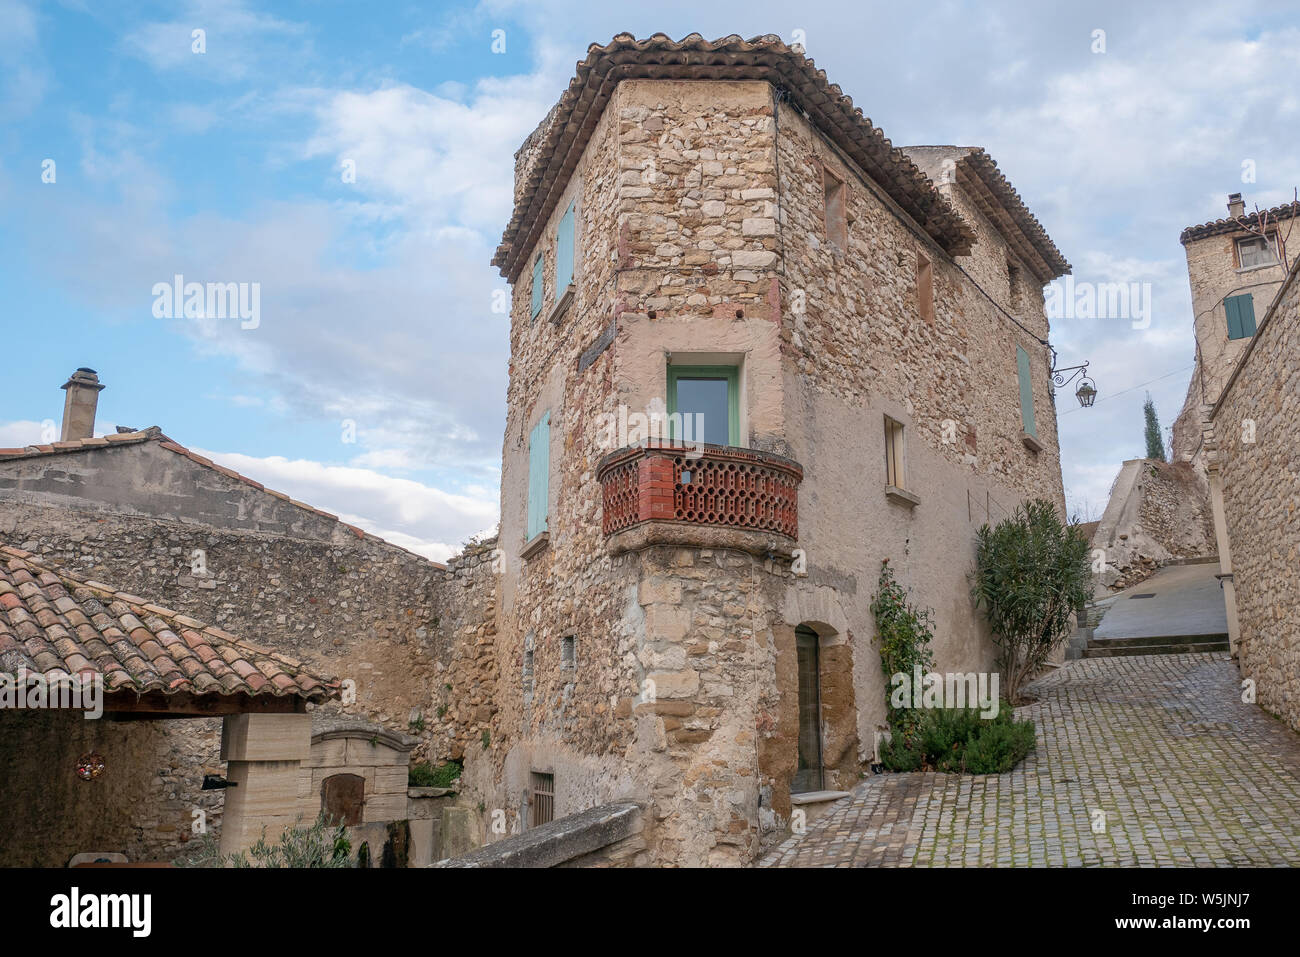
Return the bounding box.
[0,543,339,704]
[1180,200,1299,244]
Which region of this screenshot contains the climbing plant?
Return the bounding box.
[870,559,934,740]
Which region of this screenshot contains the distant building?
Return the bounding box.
[1171,192,1296,470]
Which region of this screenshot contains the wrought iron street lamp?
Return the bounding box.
[1050,346,1097,408]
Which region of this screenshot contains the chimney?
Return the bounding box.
[60,368,105,441]
[1227,192,1245,219]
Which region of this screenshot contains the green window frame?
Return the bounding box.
[526,412,550,540]
[1224,293,1256,340]
[556,200,576,291]
[667,364,740,447]
[530,255,544,320]
[1016,345,1036,438]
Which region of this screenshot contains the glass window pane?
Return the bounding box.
[674,376,730,446]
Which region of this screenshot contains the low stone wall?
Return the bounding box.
[433,802,647,868]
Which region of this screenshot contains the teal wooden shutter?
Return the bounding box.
[1017,346,1036,438]
[530,256,544,319]
[1225,294,1255,339]
[527,413,550,539]
[556,201,575,291]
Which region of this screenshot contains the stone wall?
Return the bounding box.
[1213,261,1300,732]
[0,708,214,867]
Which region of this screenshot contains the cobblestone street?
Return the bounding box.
[761,653,1300,866]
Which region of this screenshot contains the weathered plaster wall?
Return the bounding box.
[1213,265,1300,733]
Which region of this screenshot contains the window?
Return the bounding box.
[561,635,576,670]
[523,648,534,695]
[916,250,934,323]
[884,417,905,489]
[530,771,554,827]
[823,169,846,249]
[556,200,576,291]
[1237,235,1278,269]
[1225,293,1257,340]
[667,365,739,447]
[530,254,544,320]
[1016,345,1037,438]
[526,413,550,541]
[1007,257,1021,303]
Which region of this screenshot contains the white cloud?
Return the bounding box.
[194,448,498,562]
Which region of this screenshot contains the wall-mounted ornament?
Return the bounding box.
[76,753,105,781]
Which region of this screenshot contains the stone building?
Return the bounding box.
[1171,192,1296,471]
[1207,254,1300,731]
[472,33,1071,865]
[0,370,497,859]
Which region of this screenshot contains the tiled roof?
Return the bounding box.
[903,146,1071,282]
[0,543,339,702]
[493,33,979,280]
[1180,200,1299,244]
[0,427,446,569]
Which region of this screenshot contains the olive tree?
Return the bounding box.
[970,499,1091,703]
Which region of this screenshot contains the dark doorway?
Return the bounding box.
[321,772,365,826]
[793,625,824,793]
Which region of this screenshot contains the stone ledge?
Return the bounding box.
[885,485,920,508]
[1021,432,1043,453]
[606,520,795,557]
[431,802,644,868]
[520,530,550,560]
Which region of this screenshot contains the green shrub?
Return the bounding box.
[409,759,462,788]
[176,813,351,868]
[971,499,1091,703]
[879,706,1035,774]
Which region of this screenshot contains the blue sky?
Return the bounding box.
[2,0,1297,558]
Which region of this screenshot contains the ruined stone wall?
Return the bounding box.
[1214,265,1300,733]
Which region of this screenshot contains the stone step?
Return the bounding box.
[1082,639,1230,658]
[789,790,853,827]
[1089,631,1229,650]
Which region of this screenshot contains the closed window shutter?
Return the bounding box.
[527,413,550,539]
[1017,346,1036,438]
[1226,293,1255,339]
[556,202,575,290]
[531,256,544,319]
[1225,295,1243,339]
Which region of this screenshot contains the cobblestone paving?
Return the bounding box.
[760,653,1300,866]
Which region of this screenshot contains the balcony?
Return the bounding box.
[597,442,803,554]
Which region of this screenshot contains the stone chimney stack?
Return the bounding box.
[60,368,105,441]
[1227,192,1245,219]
